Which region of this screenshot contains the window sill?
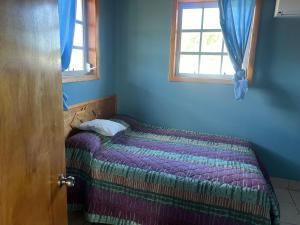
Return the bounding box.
[62,73,99,83]
[169,75,233,84]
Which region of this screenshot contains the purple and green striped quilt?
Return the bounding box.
[66,115,280,225]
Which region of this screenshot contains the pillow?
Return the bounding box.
[79,119,127,136]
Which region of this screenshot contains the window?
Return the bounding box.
[169,0,261,84]
[63,0,99,83]
[63,0,87,75]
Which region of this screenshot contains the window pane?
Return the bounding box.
[179,55,199,74]
[182,8,202,30]
[224,43,229,53]
[201,32,223,52]
[203,8,221,29]
[68,49,84,71]
[221,56,235,75]
[76,0,83,21]
[180,32,200,52]
[199,55,221,74]
[73,23,84,47]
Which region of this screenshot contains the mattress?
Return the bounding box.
[66,115,280,225]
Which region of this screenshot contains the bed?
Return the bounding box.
[66,115,280,225]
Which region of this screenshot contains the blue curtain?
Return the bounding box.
[58,0,77,71]
[218,0,255,100]
[63,93,69,111]
[58,0,76,110]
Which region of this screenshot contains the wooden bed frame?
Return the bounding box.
[63,95,117,137]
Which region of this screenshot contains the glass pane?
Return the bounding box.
[180,32,200,52]
[224,43,229,53]
[199,55,221,74]
[179,55,199,74]
[201,32,223,52]
[182,8,202,30]
[68,49,84,71]
[203,8,221,29]
[76,0,83,21]
[222,56,235,76]
[73,23,84,47]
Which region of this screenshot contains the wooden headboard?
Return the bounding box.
[63,95,116,137]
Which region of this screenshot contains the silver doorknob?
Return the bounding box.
[58,174,75,187]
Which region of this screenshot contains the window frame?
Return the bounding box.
[63,0,100,83]
[176,3,233,79]
[169,0,262,84]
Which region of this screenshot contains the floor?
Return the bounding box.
[277,187,300,225]
[69,178,300,225]
[271,178,300,225]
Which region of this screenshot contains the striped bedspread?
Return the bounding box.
[66,115,280,225]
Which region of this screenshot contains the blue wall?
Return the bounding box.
[114,0,300,180]
[63,0,115,105]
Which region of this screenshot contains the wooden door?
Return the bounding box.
[0,0,68,225]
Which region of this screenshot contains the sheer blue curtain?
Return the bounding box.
[63,93,69,111]
[218,0,255,100]
[58,0,77,71]
[58,0,77,110]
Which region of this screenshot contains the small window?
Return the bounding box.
[63,0,99,83]
[178,3,234,79]
[169,0,261,84]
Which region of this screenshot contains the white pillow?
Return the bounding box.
[79,119,126,136]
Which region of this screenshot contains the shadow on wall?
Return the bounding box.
[254,143,300,179]
[253,14,300,116]
[118,80,238,136]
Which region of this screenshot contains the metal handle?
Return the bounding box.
[58,174,75,187]
[86,63,96,72]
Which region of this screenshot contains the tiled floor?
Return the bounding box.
[69,178,300,225]
[271,177,300,225]
[275,188,300,225]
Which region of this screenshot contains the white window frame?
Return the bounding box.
[176,2,233,80]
